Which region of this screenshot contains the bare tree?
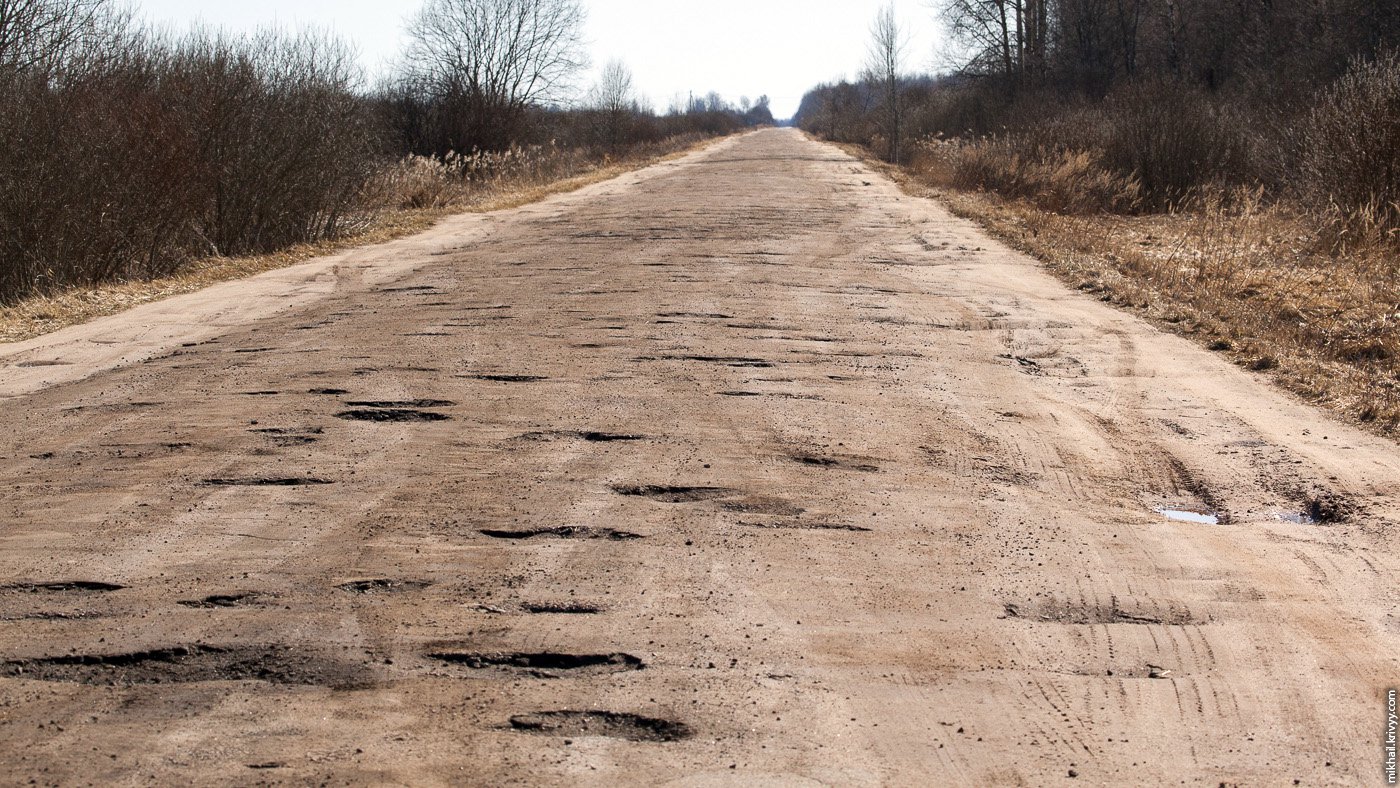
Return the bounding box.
[0,0,120,76]
[866,3,908,162]
[587,58,636,150]
[403,0,587,152]
[938,0,1047,90]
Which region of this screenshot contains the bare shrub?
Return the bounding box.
[1297,52,1400,247]
[1097,83,1253,210]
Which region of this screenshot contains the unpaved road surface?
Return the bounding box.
[2,128,1399,786]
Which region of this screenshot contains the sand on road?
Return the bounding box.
[2,128,1398,785]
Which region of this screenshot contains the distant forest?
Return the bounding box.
[798,0,1400,232]
[0,0,774,304]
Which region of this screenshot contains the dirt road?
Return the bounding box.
[2,128,1398,786]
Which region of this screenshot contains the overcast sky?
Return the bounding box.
[134,0,947,119]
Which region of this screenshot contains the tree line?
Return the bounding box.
[0,0,773,304]
[797,0,1400,238]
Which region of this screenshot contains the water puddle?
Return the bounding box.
[1155,507,1220,525]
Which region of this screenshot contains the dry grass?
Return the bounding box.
[850,143,1400,436]
[0,136,716,345]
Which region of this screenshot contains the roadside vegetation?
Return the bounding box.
[797,1,1400,433]
[0,0,773,322]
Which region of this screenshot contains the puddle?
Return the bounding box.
[1273,512,1316,524]
[1155,507,1219,525]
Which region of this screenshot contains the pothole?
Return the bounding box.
[308,388,350,395]
[1305,490,1354,523]
[467,374,548,383]
[377,285,440,293]
[1,644,368,687]
[791,454,879,472]
[480,526,642,541]
[335,579,433,594]
[0,581,125,594]
[428,651,643,678]
[249,427,323,446]
[655,312,733,319]
[202,477,333,487]
[737,520,871,532]
[517,430,644,443]
[178,592,264,609]
[719,497,806,516]
[610,485,735,502]
[1003,600,1198,626]
[336,409,451,422]
[509,710,692,742]
[344,399,455,409]
[522,602,603,614]
[672,355,774,368]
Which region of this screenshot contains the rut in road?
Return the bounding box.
[1,129,1399,785]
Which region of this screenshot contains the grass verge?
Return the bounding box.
[0,137,722,345]
[843,141,1400,437]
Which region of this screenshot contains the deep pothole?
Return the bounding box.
[1,644,368,687]
[509,710,692,742]
[480,526,643,541]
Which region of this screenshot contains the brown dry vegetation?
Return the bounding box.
[859,142,1400,434]
[0,135,716,344]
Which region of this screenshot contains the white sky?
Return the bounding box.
[133,0,946,119]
